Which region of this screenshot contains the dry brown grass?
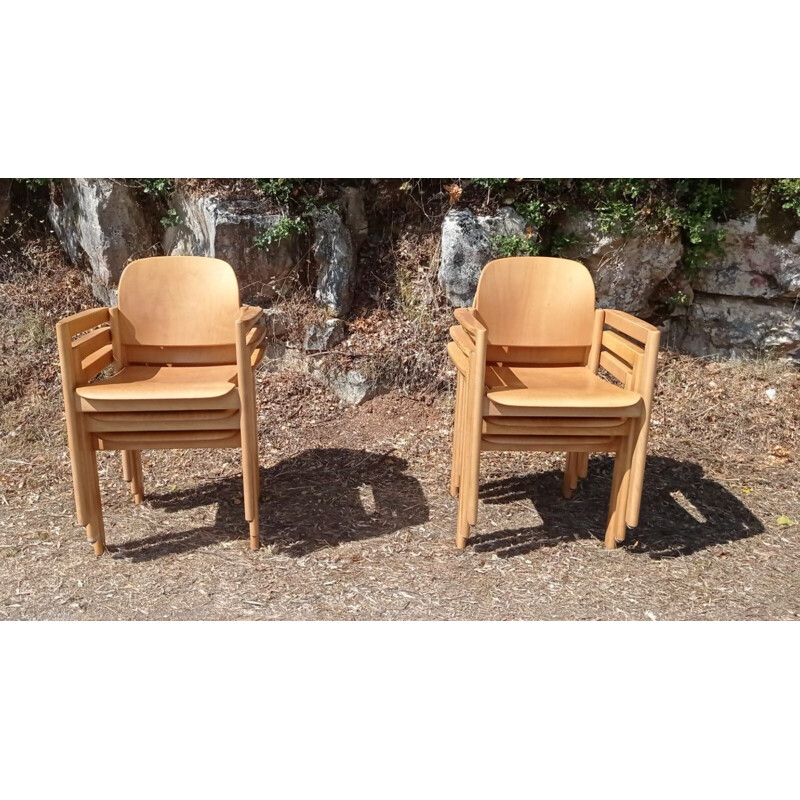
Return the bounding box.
[0,215,94,403]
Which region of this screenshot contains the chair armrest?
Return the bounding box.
[56,308,114,385]
[237,305,264,331]
[450,325,476,356]
[56,307,110,339]
[447,341,469,375]
[453,307,487,338]
[235,305,267,368]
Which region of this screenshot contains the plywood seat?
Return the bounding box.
[483,365,643,417]
[76,365,240,412]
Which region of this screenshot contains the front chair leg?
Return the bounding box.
[455,416,474,548]
[604,435,633,549]
[122,450,132,485]
[241,430,260,550]
[84,448,106,556]
[456,474,470,549]
[131,451,144,504]
[449,371,465,498]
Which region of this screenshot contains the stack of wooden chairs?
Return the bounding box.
[56,256,267,555]
[57,253,659,558]
[447,256,660,549]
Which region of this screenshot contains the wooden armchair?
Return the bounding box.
[56,256,267,556]
[447,256,660,549]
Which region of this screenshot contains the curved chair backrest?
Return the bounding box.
[117,256,241,366]
[473,257,596,365]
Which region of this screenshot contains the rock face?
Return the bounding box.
[340,187,368,250]
[49,179,158,304]
[311,361,379,405]
[559,213,683,315]
[312,207,356,317]
[263,308,288,339]
[438,208,527,307]
[693,215,800,299]
[304,318,347,352]
[164,193,302,299]
[672,293,800,363]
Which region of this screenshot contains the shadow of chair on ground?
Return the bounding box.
[111,448,429,562]
[471,455,764,559]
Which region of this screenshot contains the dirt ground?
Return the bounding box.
[1,350,799,620]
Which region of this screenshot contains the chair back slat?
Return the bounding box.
[599,349,633,385]
[601,330,644,369]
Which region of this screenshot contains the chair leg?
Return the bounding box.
[449,371,465,498]
[251,405,261,505]
[569,454,579,491]
[84,448,106,556]
[249,509,260,550]
[122,450,132,484]
[65,418,92,529]
[562,452,579,498]
[577,452,589,479]
[241,426,260,550]
[466,438,481,527]
[625,413,647,528]
[605,434,633,549]
[615,427,636,544]
[562,453,574,499]
[128,450,144,506]
[456,469,470,549]
[250,399,261,546]
[455,402,474,548]
[250,448,260,551]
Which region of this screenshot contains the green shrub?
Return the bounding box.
[492,235,540,258]
[471,178,509,191]
[160,208,180,229]
[254,179,302,205]
[254,215,308,249]
[135,179,174,198]
[773,179,800,218]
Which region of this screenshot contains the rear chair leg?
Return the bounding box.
[131,451,144,504]
[122,450,132,485]
[122,450,143,503]
[562,453,578,499]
